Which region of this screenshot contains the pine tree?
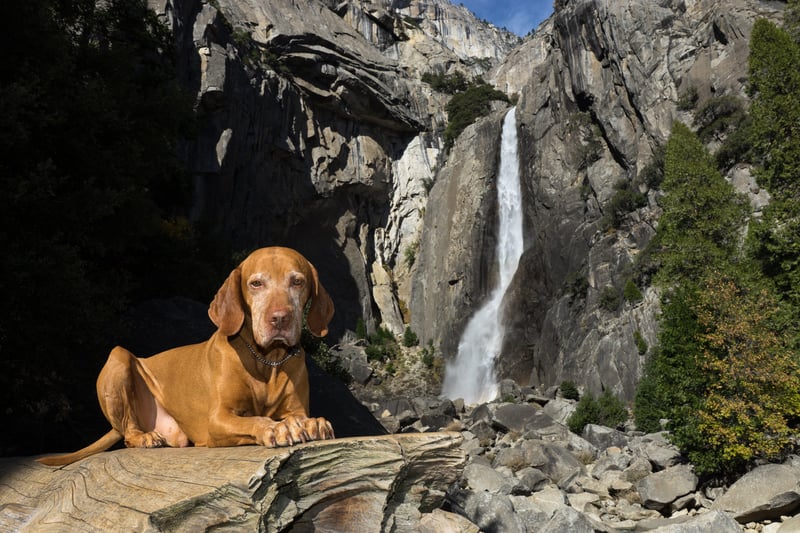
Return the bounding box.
[747,18,800,316]
[655,122,749,286]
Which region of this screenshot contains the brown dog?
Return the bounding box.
[37,247,335,466]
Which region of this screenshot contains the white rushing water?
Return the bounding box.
[441,108,524,405]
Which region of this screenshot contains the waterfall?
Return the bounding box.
[441,108,524,405]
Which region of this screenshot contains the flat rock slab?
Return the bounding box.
[712,463,800,523]
[0,433,465,532]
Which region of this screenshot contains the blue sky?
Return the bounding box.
[459,0,553,36]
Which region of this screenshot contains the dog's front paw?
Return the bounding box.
[282,415,335,444]
[258,420,297,447]
[258,416,335,447]
[307,416,335,441]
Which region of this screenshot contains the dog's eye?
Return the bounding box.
[292,277,305,287]
[249,280,263,289]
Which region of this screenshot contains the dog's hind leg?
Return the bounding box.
[98,347,167,448]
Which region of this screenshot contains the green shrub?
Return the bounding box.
[302,329,351,384]
[560,380,580,401]
[599,286,621,311]
[715,114,753,171]
[365,344,386,362]
[638,143,666,190]
[569,112,603,169]
[624,279,643,303]
[402,326,419,347]
[633,330,648,355]
[677,85,699,111]
[602,180,647,230]
[693,95,746,143]
[444,81,508,148]
[355,318,367,340]
[421,347,435,369]
[404,240,419,268]
[365,326,400,362]
[568,390,627,434]
[421,71,468,94]
[369,326,395,345]
[564,271,589,300]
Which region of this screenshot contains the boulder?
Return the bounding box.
[469,420,498,447]
[530,485,569,515]
[637,464,698,511]
[2,433,464,532]
[520,441,586,489]
[592,448,632,478]
[582,424,628,450]
[492,404,547,434]
[498,379,525,403]
[463,462,514,495]
[539,506,597,533]
[447,489,524,533]
[631,432,683,469]
[646,510,742,532]
[493,446,529,473]
[712,463,800,523]
[541,398,576,425]
[509,495,552,528]
[331,343,373,384]
[419,509,480,533]
[622,456,654,483]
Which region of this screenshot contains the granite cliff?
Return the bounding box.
[412,0,783,400]
[153,0,783,400]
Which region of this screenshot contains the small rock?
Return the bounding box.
[622,456,653,483]
[469,420,496,447]
[593,448,632,478]
[777,515,800,532]
[492,446,527,472]
[463,462,513,495]
[609,478,635,496]
[530,485,569,515]
[515,467,549,494]
[567,491,601,512]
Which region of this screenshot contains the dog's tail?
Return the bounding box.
[36,429,123,466]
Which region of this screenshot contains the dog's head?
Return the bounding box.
[208,247,334,349]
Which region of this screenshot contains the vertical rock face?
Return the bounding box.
[409,108,506,359]
[487,0,782,398]
[152,0,518,338]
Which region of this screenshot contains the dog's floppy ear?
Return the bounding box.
[208,267,245,336]
[306,262,334,337]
